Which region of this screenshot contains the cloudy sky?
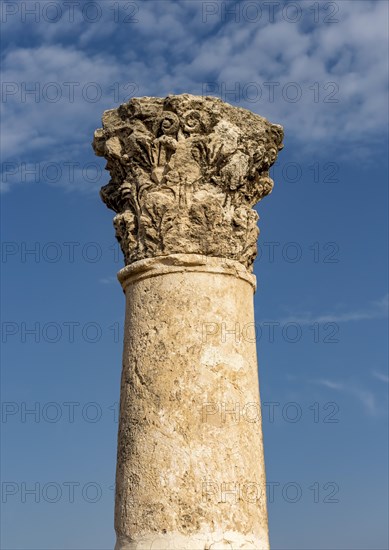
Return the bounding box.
[1,1,388,548]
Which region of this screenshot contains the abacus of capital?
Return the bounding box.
[93,94,283,550]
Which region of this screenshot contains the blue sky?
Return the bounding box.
[1,1,388,548]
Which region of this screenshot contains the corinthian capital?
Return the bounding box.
[93,94,283,270]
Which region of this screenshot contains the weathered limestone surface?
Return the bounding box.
[116,255,267,550]
[93,94,283,270]
[93,95,283,550]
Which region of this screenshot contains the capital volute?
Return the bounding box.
[93,94,283,270]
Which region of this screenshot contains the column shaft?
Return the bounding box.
[115,255,269,550]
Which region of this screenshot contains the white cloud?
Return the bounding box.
[279,294,388,325]
[99,276,118,285]
[1,0,388,192]
[350,387,377,416]
[1,45,127,156]
[0,45,140,191]
[313,378,379,415]
[372,371,389,384]
[316,379,344,391]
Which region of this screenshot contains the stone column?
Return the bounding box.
[93,94,283,550]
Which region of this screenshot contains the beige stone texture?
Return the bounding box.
[93,94,283,270]
[93,95,284,550]
[116,255,268,550]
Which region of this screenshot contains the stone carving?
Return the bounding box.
[93,94,283,270]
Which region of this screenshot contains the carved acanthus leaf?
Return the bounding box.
[93,94,283,270]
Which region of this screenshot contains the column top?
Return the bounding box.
[93,94,283,271]
[117,253,257,291]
